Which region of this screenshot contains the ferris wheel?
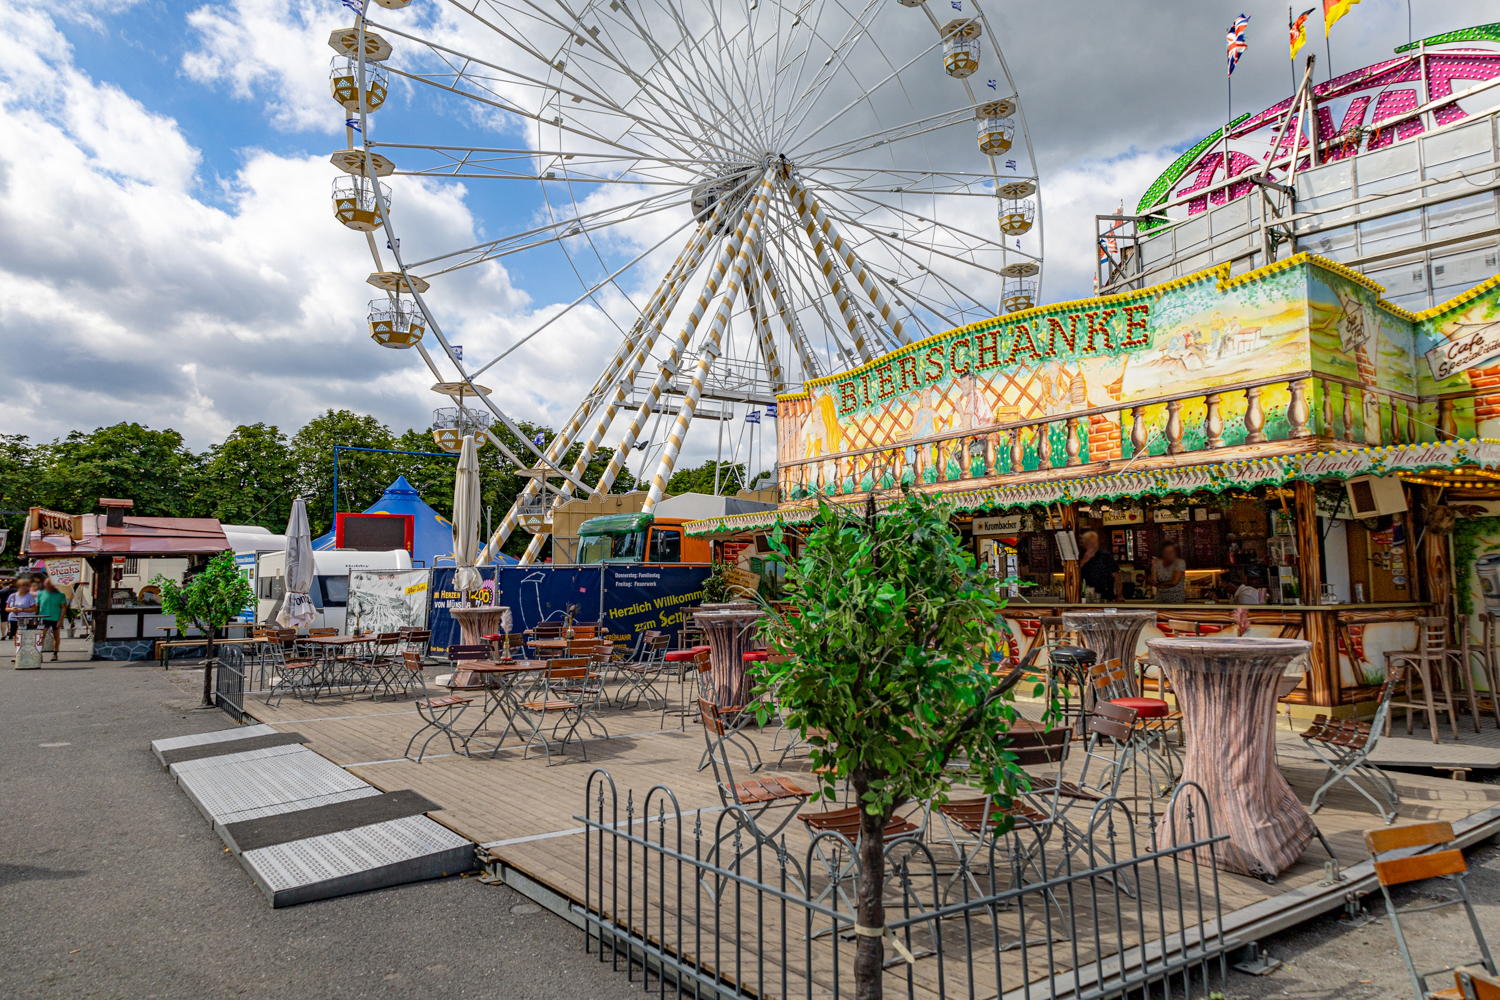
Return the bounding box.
[329,0,1044,562]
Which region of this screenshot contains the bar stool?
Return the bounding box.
[1474,613,1500,727]
[1384,616,1477,743]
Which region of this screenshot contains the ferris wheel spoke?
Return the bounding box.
[828,186,1034,264]
[766,0,878,149]
[792,103,980,166]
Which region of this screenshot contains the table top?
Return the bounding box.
[464,659,552,675]
[1147,635,1310,673]
[1061,609,1160,627]
[300,634,375,646]
[528,638,572,649]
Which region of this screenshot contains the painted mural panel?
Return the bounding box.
[1305,264,1419,443]
[781,260,1329,493]
[1415,275,1500,439]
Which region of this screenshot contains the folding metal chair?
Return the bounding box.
[1366,821,1496,1000]
[517,657,593,765]
[399,627,431,661]
[1451,966,1500,999]
[1076,658,1179,796]
[403,651,476,762]
[617,633,670,709]
[663,649,711,730]
[362,632,404,700]
[799,804,930,951]
[263,638,321,706]
[1301,666,1404,823]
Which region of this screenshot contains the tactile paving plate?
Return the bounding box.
[173,749,368,825]
[168,742,310,776]
[239,815,473,907]
[151,725,277,765]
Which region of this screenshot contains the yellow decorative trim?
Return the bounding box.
[1412,269,1500,324]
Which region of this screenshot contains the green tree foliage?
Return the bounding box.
[290,410,396,534]
[153,552,255,705]
[42,423,200,516]
[665,459,747,496]
[755,492,1034,999]
[193,423,296,530]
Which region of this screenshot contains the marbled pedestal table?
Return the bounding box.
[1146,636,1316,879]
[1061,609,1160,731]
[691,607,765,707]
[448,606,514,647]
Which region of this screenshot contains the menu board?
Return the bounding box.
[1029,535,1051,573]
[1191,523,1219,566]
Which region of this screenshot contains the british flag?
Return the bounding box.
[1226,14,1250,77]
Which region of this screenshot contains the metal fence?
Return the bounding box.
[580,770,1231,1000]
[213,645,246,721]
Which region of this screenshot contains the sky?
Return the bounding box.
[0,0,1493,470]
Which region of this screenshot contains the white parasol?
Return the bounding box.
[276,498,317,628]
[452,433,484,595]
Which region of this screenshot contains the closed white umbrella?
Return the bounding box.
[276,498,317,629]
[452,433,484,596]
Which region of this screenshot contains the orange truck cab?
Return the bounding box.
[575,512,711,565]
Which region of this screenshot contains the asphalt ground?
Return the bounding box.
[0,639,639,1000]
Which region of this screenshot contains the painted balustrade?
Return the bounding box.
[778,370,1424,500]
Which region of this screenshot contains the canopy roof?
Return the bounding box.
[22,515,229,558]
[580,512,654,535]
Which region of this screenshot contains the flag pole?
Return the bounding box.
[1289,6,1297,93]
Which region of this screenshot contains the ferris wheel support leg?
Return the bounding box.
[755,249,822,380]
[746,279,785,393]
[785,176,910,346]
[480,214,721,564]
[644,171,776,512]
[776,178,877,363]
[588,187,764,517]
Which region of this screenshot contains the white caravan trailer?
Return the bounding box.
[255,548,413,633]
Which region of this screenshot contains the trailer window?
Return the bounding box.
[318,575,350,608]
[648,529,681,563]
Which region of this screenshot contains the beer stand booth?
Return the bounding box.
[686,257,1500,723]
[21,499,232,661]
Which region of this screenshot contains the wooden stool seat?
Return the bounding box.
[938,796,1048,834]
[801,806,919,842]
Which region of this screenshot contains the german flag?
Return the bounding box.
[1289,7,1314,60]
[1323,0,1362,38]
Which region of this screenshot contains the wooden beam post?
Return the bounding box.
[1060,504,1081,603]
[1294,481,1335,707]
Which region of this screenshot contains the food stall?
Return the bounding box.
[21,499,231,660]
[686,255,1500,721]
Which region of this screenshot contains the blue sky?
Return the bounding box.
[1,0,1493,456]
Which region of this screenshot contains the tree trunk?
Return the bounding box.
[851,777,889,1000]
[201,623,217,707]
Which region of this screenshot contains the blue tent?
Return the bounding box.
[313,475,517,567]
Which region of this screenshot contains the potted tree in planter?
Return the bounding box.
[154,552,255,707]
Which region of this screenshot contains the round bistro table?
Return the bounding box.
[448,606,513,647]
[1061,609,1160,733]
[1146,636,1316,879]
[691,607,764,707]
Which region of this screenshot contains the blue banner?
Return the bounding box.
[431,564,712,653]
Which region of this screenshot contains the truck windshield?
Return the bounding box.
[577,530,647,564]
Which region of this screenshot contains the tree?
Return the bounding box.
[666,459,747,496]
[290,410,396,534]
[0,434,36,561]
[193,423,296,530]
[35,423,200,517]
[755,492,1033,1000]
[154,552,255,706]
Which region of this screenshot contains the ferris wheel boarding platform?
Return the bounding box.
[151,726,473,907]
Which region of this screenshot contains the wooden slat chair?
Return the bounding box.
[1079,658,1180,793]
[697,695,763,773]
[1366,821,1496,1000]
[517,657,593,765]
[484,632,526,662]
[1300,667,1405,823]
[402,651,476,763]
[398,628,431,662]
[362,632,405,700]
[1451,966,1500,999]
[1385,616,1480,743]
[700,696,811,849]
[1472,614,1500,728]
[549,644,613,739]
[661,649,711,730]
[799,804,931,953]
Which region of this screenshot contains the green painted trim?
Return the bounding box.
[1135,113,1252,231]
[1394,22,1500,54]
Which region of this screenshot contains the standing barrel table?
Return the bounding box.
[692,605,764,707]
[448,606,513,647]
[1147,636,1316,879]
[1061,609,1159,733]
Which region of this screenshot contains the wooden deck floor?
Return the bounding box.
[242,678,1500,998]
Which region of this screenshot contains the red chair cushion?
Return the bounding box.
[481,633,504,641]
[665,649,698,662]
[742,650,769,662]
[1112,697,1170,719]
[691,645,711,653]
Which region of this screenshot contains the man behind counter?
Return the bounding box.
[1078,530,1118,601]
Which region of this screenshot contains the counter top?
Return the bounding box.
[1000,602,1431,612]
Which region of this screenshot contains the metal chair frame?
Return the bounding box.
[402,651,476,762]
[517,657,593,765]
[1366,821,1495,1000]
[1300,667,1404,823]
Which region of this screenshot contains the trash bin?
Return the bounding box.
[14,623,42,670]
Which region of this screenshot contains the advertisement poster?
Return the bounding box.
[601,565,710,645]
[429,567,503,652]
[347,569,432,637]
[233,553,257,622]
[44,557,82,588]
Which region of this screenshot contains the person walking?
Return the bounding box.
[0,577,16,639]
[69,578,93,638]
[6,580,37,640]
[36,580,67,661]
